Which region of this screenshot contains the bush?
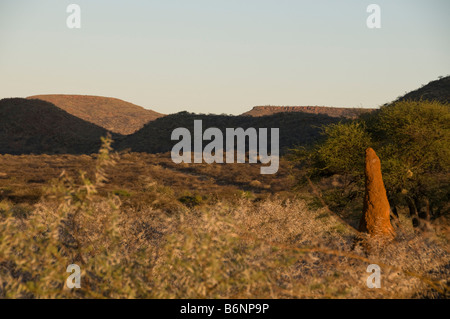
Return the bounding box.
[316,122,372,177]
[178,194,203,207]
[291,100,450,223]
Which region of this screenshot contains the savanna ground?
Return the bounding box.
[0,138,448,298]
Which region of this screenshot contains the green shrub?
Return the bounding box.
[291,100,450,221]
[178,194,203,207]
[113,189,132,197]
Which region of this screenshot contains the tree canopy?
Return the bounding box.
[292,100,450,221]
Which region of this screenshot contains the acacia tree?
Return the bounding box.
[294,100,450,229]
[289,121,372,213]
[369,100,450,226]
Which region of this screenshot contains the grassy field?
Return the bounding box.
[0,140,448,298]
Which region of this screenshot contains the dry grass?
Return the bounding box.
[0,138,448,299]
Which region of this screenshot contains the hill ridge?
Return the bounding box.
[242,106,375,118]
[0,98,120,155]
[395,76,450,104]
[27,94,165,135]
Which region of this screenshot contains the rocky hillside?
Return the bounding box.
[242,106,374,119]
[395,76,450,104]
[118,111,342,154]
[0,98,119,155]
[27,94,165,135]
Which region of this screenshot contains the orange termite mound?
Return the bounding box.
[359,148,395,241]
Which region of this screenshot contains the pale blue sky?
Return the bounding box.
[0,0,449,114]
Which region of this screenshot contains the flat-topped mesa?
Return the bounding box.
[359,148,396,241]
[242,106,375,119]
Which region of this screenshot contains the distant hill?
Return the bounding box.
[242,106,375,119]
[118,111,342,155]
[27,94,165,135]
[395,76,450,104]
[0,98,119,155]
[2,76,446,156]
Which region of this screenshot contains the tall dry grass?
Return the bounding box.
[0,137,448,298]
